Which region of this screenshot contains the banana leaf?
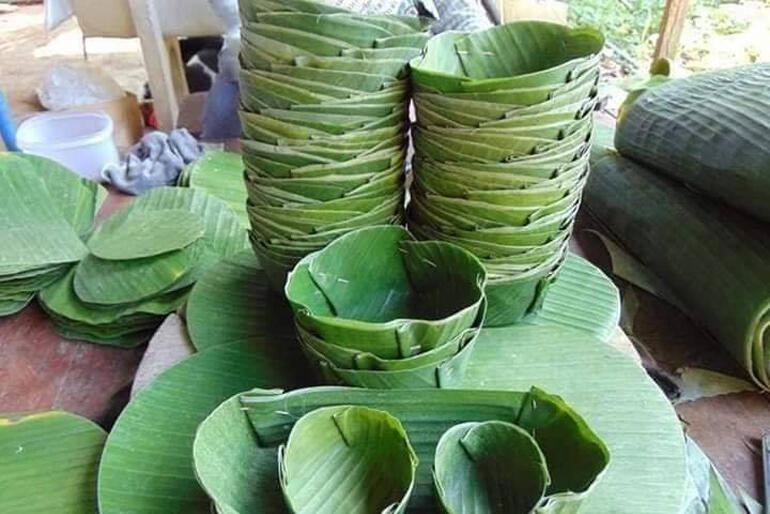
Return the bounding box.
[86,209,205,260]
[375,32,430,49]
[38,267,189,346]
[240,70,340,108]
[185,151,248,227]
[194,386,610,514]
[291,102,398,117]
[586,147,770,389]
[257,109,382,135]
[483,248,565,326]
[433,421,549,514]
[614,63,770,223]
[0,412,106,514]
[241,29,312,63]
[455,22,603,80]
[5,152,106,237]
[296,321,474,372]
[0,293,35,316]
[241,111,325,144]
[130,187,248,255]
[244,23,354,56]
[270,64,396,92]
[293,55,408,78]
[342,46,422,61]
[301,316,481,389]
[254,13,393,47]
[285,226,486,358]
[242,0,348,18]
[251,196,400,236]
[0,161,88,268]
[98,339,313,514]
[103,252,682,513]
[73,240,206,305]
[409,24,601,89]
[279,405,418,514]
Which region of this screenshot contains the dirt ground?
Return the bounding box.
[0,4,147,120]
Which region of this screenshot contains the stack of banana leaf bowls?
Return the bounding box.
[238,0,431,289]
[408,21,604,327]
[284,226,488,389]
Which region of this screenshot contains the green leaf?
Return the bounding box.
[97,341,312,514]
[87,209,206,260]
[615,63,770,222]
[73,240,206,305]
[194,387,609,513]
[11,153,105,237]
[0,158,88,267]
[285,226,486,359]
[279,406,418,514]
[0,411,106,514]
[586,150,770,389]
[433,421,549,514]
[184,151,248,227]
[38,267,188,347]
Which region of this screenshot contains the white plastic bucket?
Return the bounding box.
[16,111,119,181]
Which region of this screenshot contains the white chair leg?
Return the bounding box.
[129,0,182,131]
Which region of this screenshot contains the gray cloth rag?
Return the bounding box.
[102,129,202,195]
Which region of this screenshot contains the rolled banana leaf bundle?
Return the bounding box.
[586,149,770,389]
[39,187,248,347]
[407,21,603,326]
[0,153,105,316]
[615,63,770,223]
[238,0,431,290]
[284,226,488,389]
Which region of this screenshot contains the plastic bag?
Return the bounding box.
[37,64,124,111]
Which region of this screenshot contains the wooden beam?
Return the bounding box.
[653,0,691,60]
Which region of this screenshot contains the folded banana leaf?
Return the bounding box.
[586,147,770,389]
[296,321,472,372]
[433,421,549,514]
[193,387,610,514]
[285,226,485,359]
[409,23,601,94]
[96,249,687,514]
[279,405,418,514]
[301,322,480,389]
[614,63,770,223]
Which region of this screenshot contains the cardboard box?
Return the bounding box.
[66,91,143,150]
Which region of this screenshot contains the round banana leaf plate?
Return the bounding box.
[96,250,686,513]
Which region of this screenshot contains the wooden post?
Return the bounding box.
[653,0,691,60]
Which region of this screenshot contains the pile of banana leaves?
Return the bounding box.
[407,21,604,326]
[38,187,247,347]
[193,387,610,514]
[284,226,487,389]
[178,150,248,227]
[238,0,431,289]
[0,153,105,316]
